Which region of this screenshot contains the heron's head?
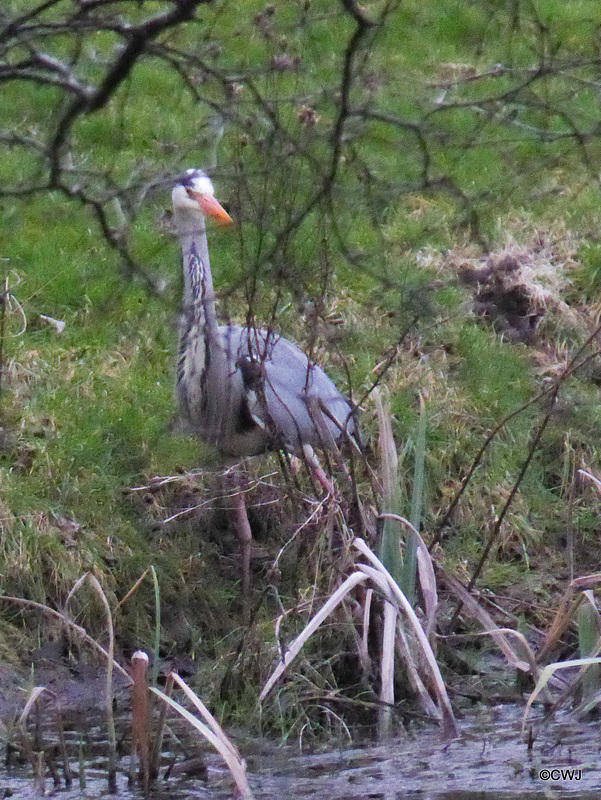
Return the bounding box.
[172,169,233,227]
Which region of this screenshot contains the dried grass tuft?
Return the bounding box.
[449,230,583,343]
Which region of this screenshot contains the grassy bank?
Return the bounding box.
[3,0,601,733]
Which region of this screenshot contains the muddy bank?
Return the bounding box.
[0,653,131,719]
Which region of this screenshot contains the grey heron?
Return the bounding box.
[172,168,354,592]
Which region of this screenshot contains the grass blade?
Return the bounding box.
[402,393,427,603]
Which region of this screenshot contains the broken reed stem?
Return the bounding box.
[18,687,72,793]
[0,590,132,793]
[66,574,118,794]
[18,692,45,795]
[535,573,601,663]
[131,651,152,796]
[55,704,72,788]
[353,538,458,738]
[35,751,45,795]
[378,600,397,737]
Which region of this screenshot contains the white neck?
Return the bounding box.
[173,205,206,237]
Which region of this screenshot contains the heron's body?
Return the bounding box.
[179,321,353,457]
[173,170,353,461]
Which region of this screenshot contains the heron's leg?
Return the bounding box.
[302,444,335,496]
[227,467,253,597]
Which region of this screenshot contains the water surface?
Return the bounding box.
[2,704,598,798]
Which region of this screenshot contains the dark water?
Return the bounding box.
[2,705,599,798]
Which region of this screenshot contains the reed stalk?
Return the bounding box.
[374,387,403,585]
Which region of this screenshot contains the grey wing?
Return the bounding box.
[221,325,354,451]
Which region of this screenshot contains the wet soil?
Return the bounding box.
[0,652,131,718]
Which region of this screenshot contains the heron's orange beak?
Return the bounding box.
[189,190,233,226]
